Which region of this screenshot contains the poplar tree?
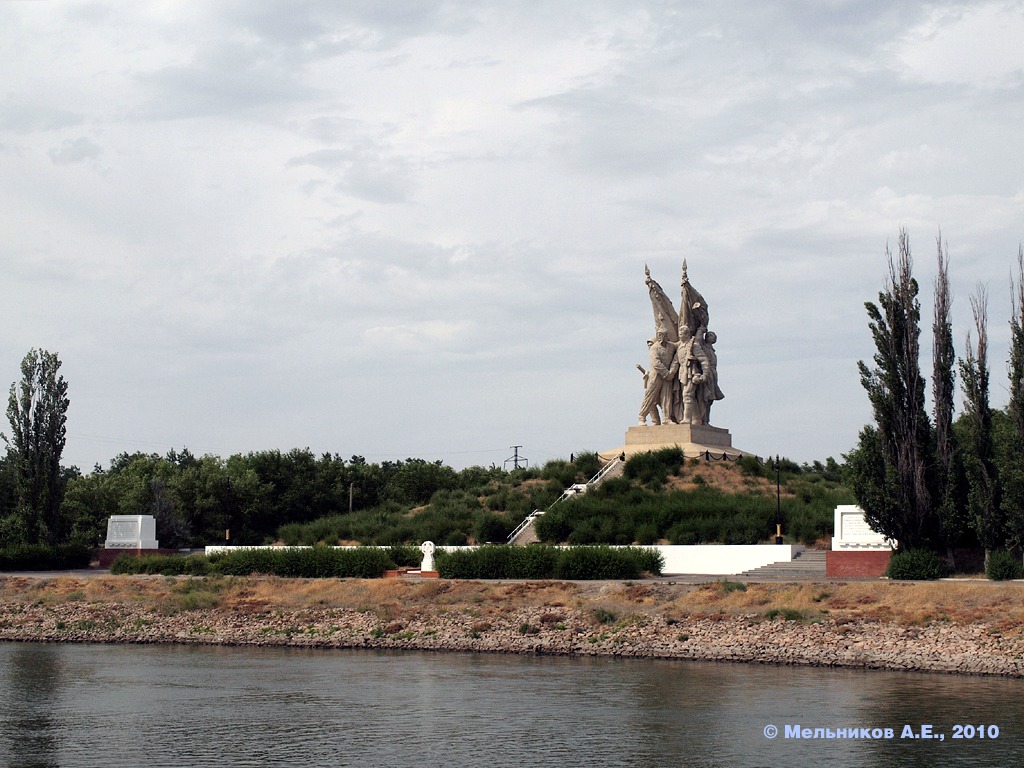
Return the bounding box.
[1002,245,1024,553]
[931,236,967,554]
[2,349,70,545]
[852,229,939,550]
[959,288,1002,564]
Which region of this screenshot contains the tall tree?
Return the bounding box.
[931,235,967,554]
[854,229,939,550]
[959,287,1002,563]
[3,349,70,545]
[1002,245,1024,554]
[1010,245,1024,444]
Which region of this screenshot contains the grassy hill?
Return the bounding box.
[279,448,853,548]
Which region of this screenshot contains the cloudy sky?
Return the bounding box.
[2,1,1023,472]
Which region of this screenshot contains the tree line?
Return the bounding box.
[847,229,1024,570]
[0,438,526,549]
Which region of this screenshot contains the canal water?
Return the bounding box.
[0,642,1020,767]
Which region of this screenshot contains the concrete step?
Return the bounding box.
[738,550,827,579]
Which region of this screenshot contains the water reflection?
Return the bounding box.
[1,644,63,768]
[0,643,1019,768]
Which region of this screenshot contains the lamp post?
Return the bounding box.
[774,454,784,544]
[225,477,234,547]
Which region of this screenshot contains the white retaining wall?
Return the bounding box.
[650,544,801,575]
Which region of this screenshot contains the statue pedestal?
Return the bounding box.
[627,423,732,448]
[601,423,751,461]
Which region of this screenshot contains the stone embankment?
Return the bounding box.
[1,576,1022,677]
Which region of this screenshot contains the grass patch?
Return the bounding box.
[719,579,747,593]
[764,608,805,621]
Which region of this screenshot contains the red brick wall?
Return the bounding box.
[826,550,892,578]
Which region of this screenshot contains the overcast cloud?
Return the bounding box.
[2,1,1023,471]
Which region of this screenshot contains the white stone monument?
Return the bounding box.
[419,541,436,572]
[831,505,894,550]
[104,515,160,550]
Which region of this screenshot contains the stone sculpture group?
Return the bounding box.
[638,261,724,427]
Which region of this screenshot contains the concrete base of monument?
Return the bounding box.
[600,423,754,461]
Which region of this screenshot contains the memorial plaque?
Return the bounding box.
[104,515,159,550]
[832,505,893,550]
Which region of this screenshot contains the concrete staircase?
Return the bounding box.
[507,457,625,545]
[737,549,827,580]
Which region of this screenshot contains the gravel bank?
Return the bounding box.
[1,581,1022,677]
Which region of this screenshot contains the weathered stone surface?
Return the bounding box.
[1,599,1021,677]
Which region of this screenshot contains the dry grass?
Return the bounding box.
[664,461,790,496]
[2,576,1023,630]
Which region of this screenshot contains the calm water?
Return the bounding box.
[0,642,1021,767]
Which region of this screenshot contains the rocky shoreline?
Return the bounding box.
[1,576,1022,677]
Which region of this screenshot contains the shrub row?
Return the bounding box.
[111,553,213,576]
[0,544,92,571]
[884,548,1024,580]
[111,545,664,580]
[112,546,397,578]
[435,545,663,580]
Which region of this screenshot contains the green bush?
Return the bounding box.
[387,544,422,568]
[110,547,396,578]
[110,553,212,576]
[885,549,949,580]
[0,544,92,571]
[474,514,513,544]
[572,452,603,481]
[986,550,1024,581]
[434,545,662,580]
[720,579,747,593]
[624,447,685,484]
[556,546,662,580]
[209,546,393,578]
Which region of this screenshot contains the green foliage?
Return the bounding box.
[855,232,942,552]
[959,288,1003,555]
[436,545,559,579]
[720,579,747,593]
[572,452,603,481]
[985,550,1023,581]
[884,549,949,580]
[209,546,394,578]
[555,546,663,580]
[534,461,850,547]
[382,459,459,505]
[735,455,766,478]
[765,608,805,621]
[51,445,851,552]
[112,547,397,579]
[3,349,70,546]
[386,544,422,568]
[110,553,212,576]
[434,545,662,580]
[0,543,91,571]
[624,447,685,484]
[474,513,514,543]
[540,460,577,486]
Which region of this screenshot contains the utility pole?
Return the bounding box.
[504,445,528,471]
